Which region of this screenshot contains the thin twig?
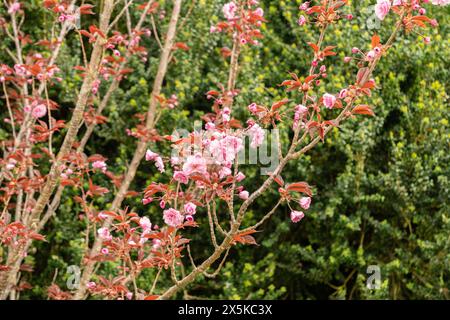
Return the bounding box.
[240,199,283,233]
[206,201,219,248]
[203,247,230,278]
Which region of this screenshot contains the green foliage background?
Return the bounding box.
[1,0,448,299]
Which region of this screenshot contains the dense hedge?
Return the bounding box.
[1,0,448,299]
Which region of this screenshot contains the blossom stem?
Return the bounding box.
[0,0,116,300]
[290,11,406,160]
[72,0,183,299]
[159,10,408,301]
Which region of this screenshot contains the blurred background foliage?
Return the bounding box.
[1,0,448,299]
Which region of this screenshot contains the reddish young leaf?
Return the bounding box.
[79,4,95,15]
[89,25,106,38]
[353,105,375,116]
[274,175,285,187]
[29,232,46,241]
[173,42,190,51]
[88,179,109,197]
[286,182,313,197]
[87,154,107,163]
[271,98,290,111]
[232,229,259,246]
[307,42,320,52]
[371,34,381,49]
[356,67,369,85]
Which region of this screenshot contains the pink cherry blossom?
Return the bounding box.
[219,166,232,178]
[163,208,184,227]
[173,171,189,184]
[139,216,152,232]
[223,2,237,20]
[290,210,305,223]
[235,172,246,182]
[299,197,311,210]
[142,197,153,205]
[298,15,307,26]
[182,154,208,175]
[32,104,47,118]
[431,0,450,5]
[339,89,348,99]
[185,215,194,222]
[253,8,264,17]
[152,239,162,250]
[295,104,308,118]
[6,159,17,170]
[98,212,109,219]
[145,149,159,161]
[222,107,231,122]
[145,149,164,172]
[293,104,308,129]
[97,227,112,240]
[239,190,249,200]
[8,2,21,14]
[184,202,197,215]
[170,157,180,165]
[91,79,100,94]
[101,248,109,255]
[323,93,336,109]
[375,0,391,21]
[247,124,265,148]
[205,122,215,130]
[208,135,243,164]
[92,160,107,173]
[86,282,96,290]
[139,236,148,245]
[14,64,26,76]
[299,2,310,11]
[366,50,376,61]
[248,102,258,114]
[154,156,165,173]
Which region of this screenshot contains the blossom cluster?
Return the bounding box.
[0,0,445,301]
[210,1,265,46]
[142,98,269,228]
[376,0,449,22]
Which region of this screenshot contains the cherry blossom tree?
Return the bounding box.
[0,0,447,300]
